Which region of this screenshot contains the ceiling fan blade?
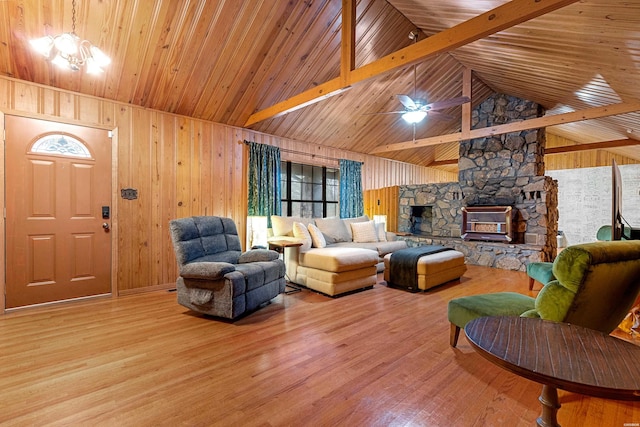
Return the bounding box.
[427,110,454,120]
[397,94,417,110]
[362,110,407,116]
[424,96,470,111]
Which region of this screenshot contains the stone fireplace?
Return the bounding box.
[397,94,559,271]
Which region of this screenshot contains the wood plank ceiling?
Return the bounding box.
[1,0,639,170]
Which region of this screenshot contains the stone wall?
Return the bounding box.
[398,182,463,238]
[397,94,559,270]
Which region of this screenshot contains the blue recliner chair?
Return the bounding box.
[169,216,286,319]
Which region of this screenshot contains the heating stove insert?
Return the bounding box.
[461,206,514,242]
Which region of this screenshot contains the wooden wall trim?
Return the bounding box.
[0,112,5,313]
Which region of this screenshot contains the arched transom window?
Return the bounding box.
[30,134,92,159]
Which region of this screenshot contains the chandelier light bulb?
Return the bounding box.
[89,45,111,67]
[85,57,103,75]
[29,36,55,57]
[51,52,70,69]
[54,33,78,55]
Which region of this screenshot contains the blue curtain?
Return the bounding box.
[247,141,281,227]
[339,159,363,218]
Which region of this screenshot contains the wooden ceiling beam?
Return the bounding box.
[427,138,640,166]
[244,0,579,127]
[429,159,459,166]
[545,138,640,154]
[461,67,472,139]
[372,101,640,153]
[340,0,356,86]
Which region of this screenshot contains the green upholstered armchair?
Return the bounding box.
[526,225,635,291]
[448,240,640,347]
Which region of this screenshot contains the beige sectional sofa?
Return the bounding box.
[268,215,407,296]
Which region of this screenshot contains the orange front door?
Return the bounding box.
[5,116,112,309]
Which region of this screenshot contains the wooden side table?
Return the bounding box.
[465,316,640,427]
[268,240,303,294]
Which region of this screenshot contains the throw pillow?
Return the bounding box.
[292,222,312,251]
[375,222,387,242]
[351,220,378,243]
[315,217,351,244]
[308,223,327,248]
[342,215,370,240]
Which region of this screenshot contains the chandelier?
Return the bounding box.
[29,0,111,74]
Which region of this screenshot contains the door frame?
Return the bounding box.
[0,111,119,314]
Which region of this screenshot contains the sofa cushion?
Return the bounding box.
[271,215,314,237]
[331,240,407,257]
[376,223,387,241]
[293,222,312,251]
[315,217,351,244]
[305,265,378,284]
[299,247,378,272]
[308,223,327,248]
[351,220,378,243]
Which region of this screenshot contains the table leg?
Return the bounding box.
[537,384,561,427]
[285,283,302,294]
[274,246,301,294]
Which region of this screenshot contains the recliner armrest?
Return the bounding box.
[180,262,236,280]
[238,249,280,263]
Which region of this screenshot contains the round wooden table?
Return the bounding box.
[465,316,640,427]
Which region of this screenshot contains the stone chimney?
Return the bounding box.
[459,93,558,257]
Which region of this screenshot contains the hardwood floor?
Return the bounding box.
[1,265,638,426]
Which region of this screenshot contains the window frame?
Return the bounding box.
[281,161,339,218]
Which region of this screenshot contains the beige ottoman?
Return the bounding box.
[384,250,466,291]
[297,247,378,296]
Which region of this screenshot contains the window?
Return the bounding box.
[281,161,339,218]
[30,134,92,158]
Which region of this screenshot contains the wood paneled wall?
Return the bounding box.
[363,186,400,233]
[545,134,638,170]
[0,76,452,299]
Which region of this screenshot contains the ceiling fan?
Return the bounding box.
[367,31,470,128]
[393,94,470,124]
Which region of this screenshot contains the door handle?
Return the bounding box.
[102,222,110,231]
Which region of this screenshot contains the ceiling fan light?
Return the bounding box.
[402,110,427,124]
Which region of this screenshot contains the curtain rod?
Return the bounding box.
[241,140,363,164]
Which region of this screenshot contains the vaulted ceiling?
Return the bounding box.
[1,0,639,171]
